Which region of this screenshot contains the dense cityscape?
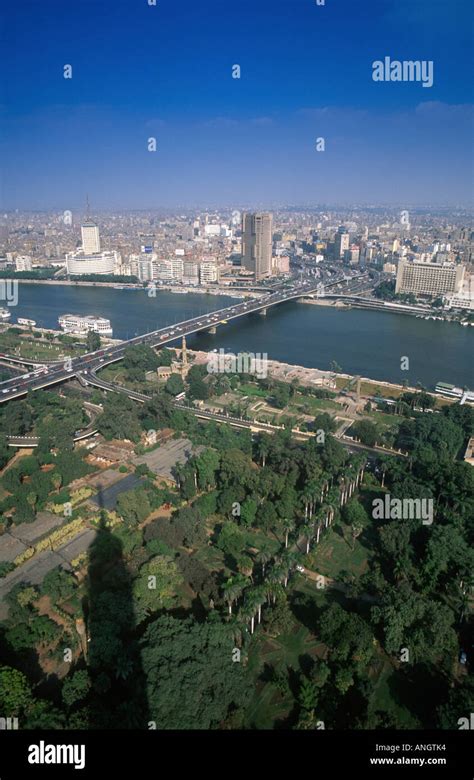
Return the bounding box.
[0,0,472,774]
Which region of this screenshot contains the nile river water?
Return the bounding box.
[9,283,474,391]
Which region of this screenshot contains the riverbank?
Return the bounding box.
[298,295,474,325]
[177,349,461,406]
[4,277,261,298]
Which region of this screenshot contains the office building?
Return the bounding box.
[15,255,33,272]
[81,221,101,254]
[334,227,350,259]
[200,261,219,283]
[171,258,184,281]
[183,261,199,285]
[344,248,360,265]
[395,260,465,297]
[242,212,273,280]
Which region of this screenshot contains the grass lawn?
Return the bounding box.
[306,522,375,581]
[237,383,267,398]
[290,395,340,413]
[244,528,281,554]
[261,625,321,670]
[244,676,292,729]
[0,338,77,361]
[100,365,129,383]
[360,381,403,398]
[367,658,419,728]
[245,623,322,728]
[24,342,85,359]
[369,410,401,428]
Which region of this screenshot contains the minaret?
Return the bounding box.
[181,335,188,375]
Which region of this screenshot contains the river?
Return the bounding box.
[8,283,474,391]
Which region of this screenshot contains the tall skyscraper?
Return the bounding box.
[242,212,273,280]
[81,221,100,254]
[334,226,349,259]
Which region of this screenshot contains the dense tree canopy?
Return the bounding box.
[141,615,252,729]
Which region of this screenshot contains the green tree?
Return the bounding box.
[133,556,183,621]
[62,670,91,709]
[298,677,319,711]
[371,584,457,663]
[352,419,378,447]
[217,521,246,561]
[0,665,32,715]
[117,488,152,527]
[165,373,185,396]
[193,448,220,491]
[141,615,253,728]
[86,331,101,352]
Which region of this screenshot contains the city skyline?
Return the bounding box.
[2,0,473,210]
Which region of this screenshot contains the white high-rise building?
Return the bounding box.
[81,221,101,254]
[154,260,173,281]
[15,255,33,272]
[334,227,350,259]
[171,258,184,281]
[200,261,218,283]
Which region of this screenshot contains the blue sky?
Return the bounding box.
[1,0,473,209]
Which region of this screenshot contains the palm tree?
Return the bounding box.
[256,546,272,578]
[278,549,297,584]
[281,517,295,549]
[52,472,62,494]
[222,575,248,616]
[173,463,186,490]
[222,580,238,616]
[306,478,321,518]
[272,561,289,588]
[239,602,255,636]
[265,580,284,606]
[338,475,347,507]
[301,519,314,555]
[242,589,263,635]
[300,490,312,519]
[320,475,330,503]
[349,455,365,488]
[254,434,271,467]
[252,585,267,625]
[326,486,340,525]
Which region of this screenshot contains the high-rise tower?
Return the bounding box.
[81,221,100,254]
[81,197,100,254]
[242,212,273,280]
